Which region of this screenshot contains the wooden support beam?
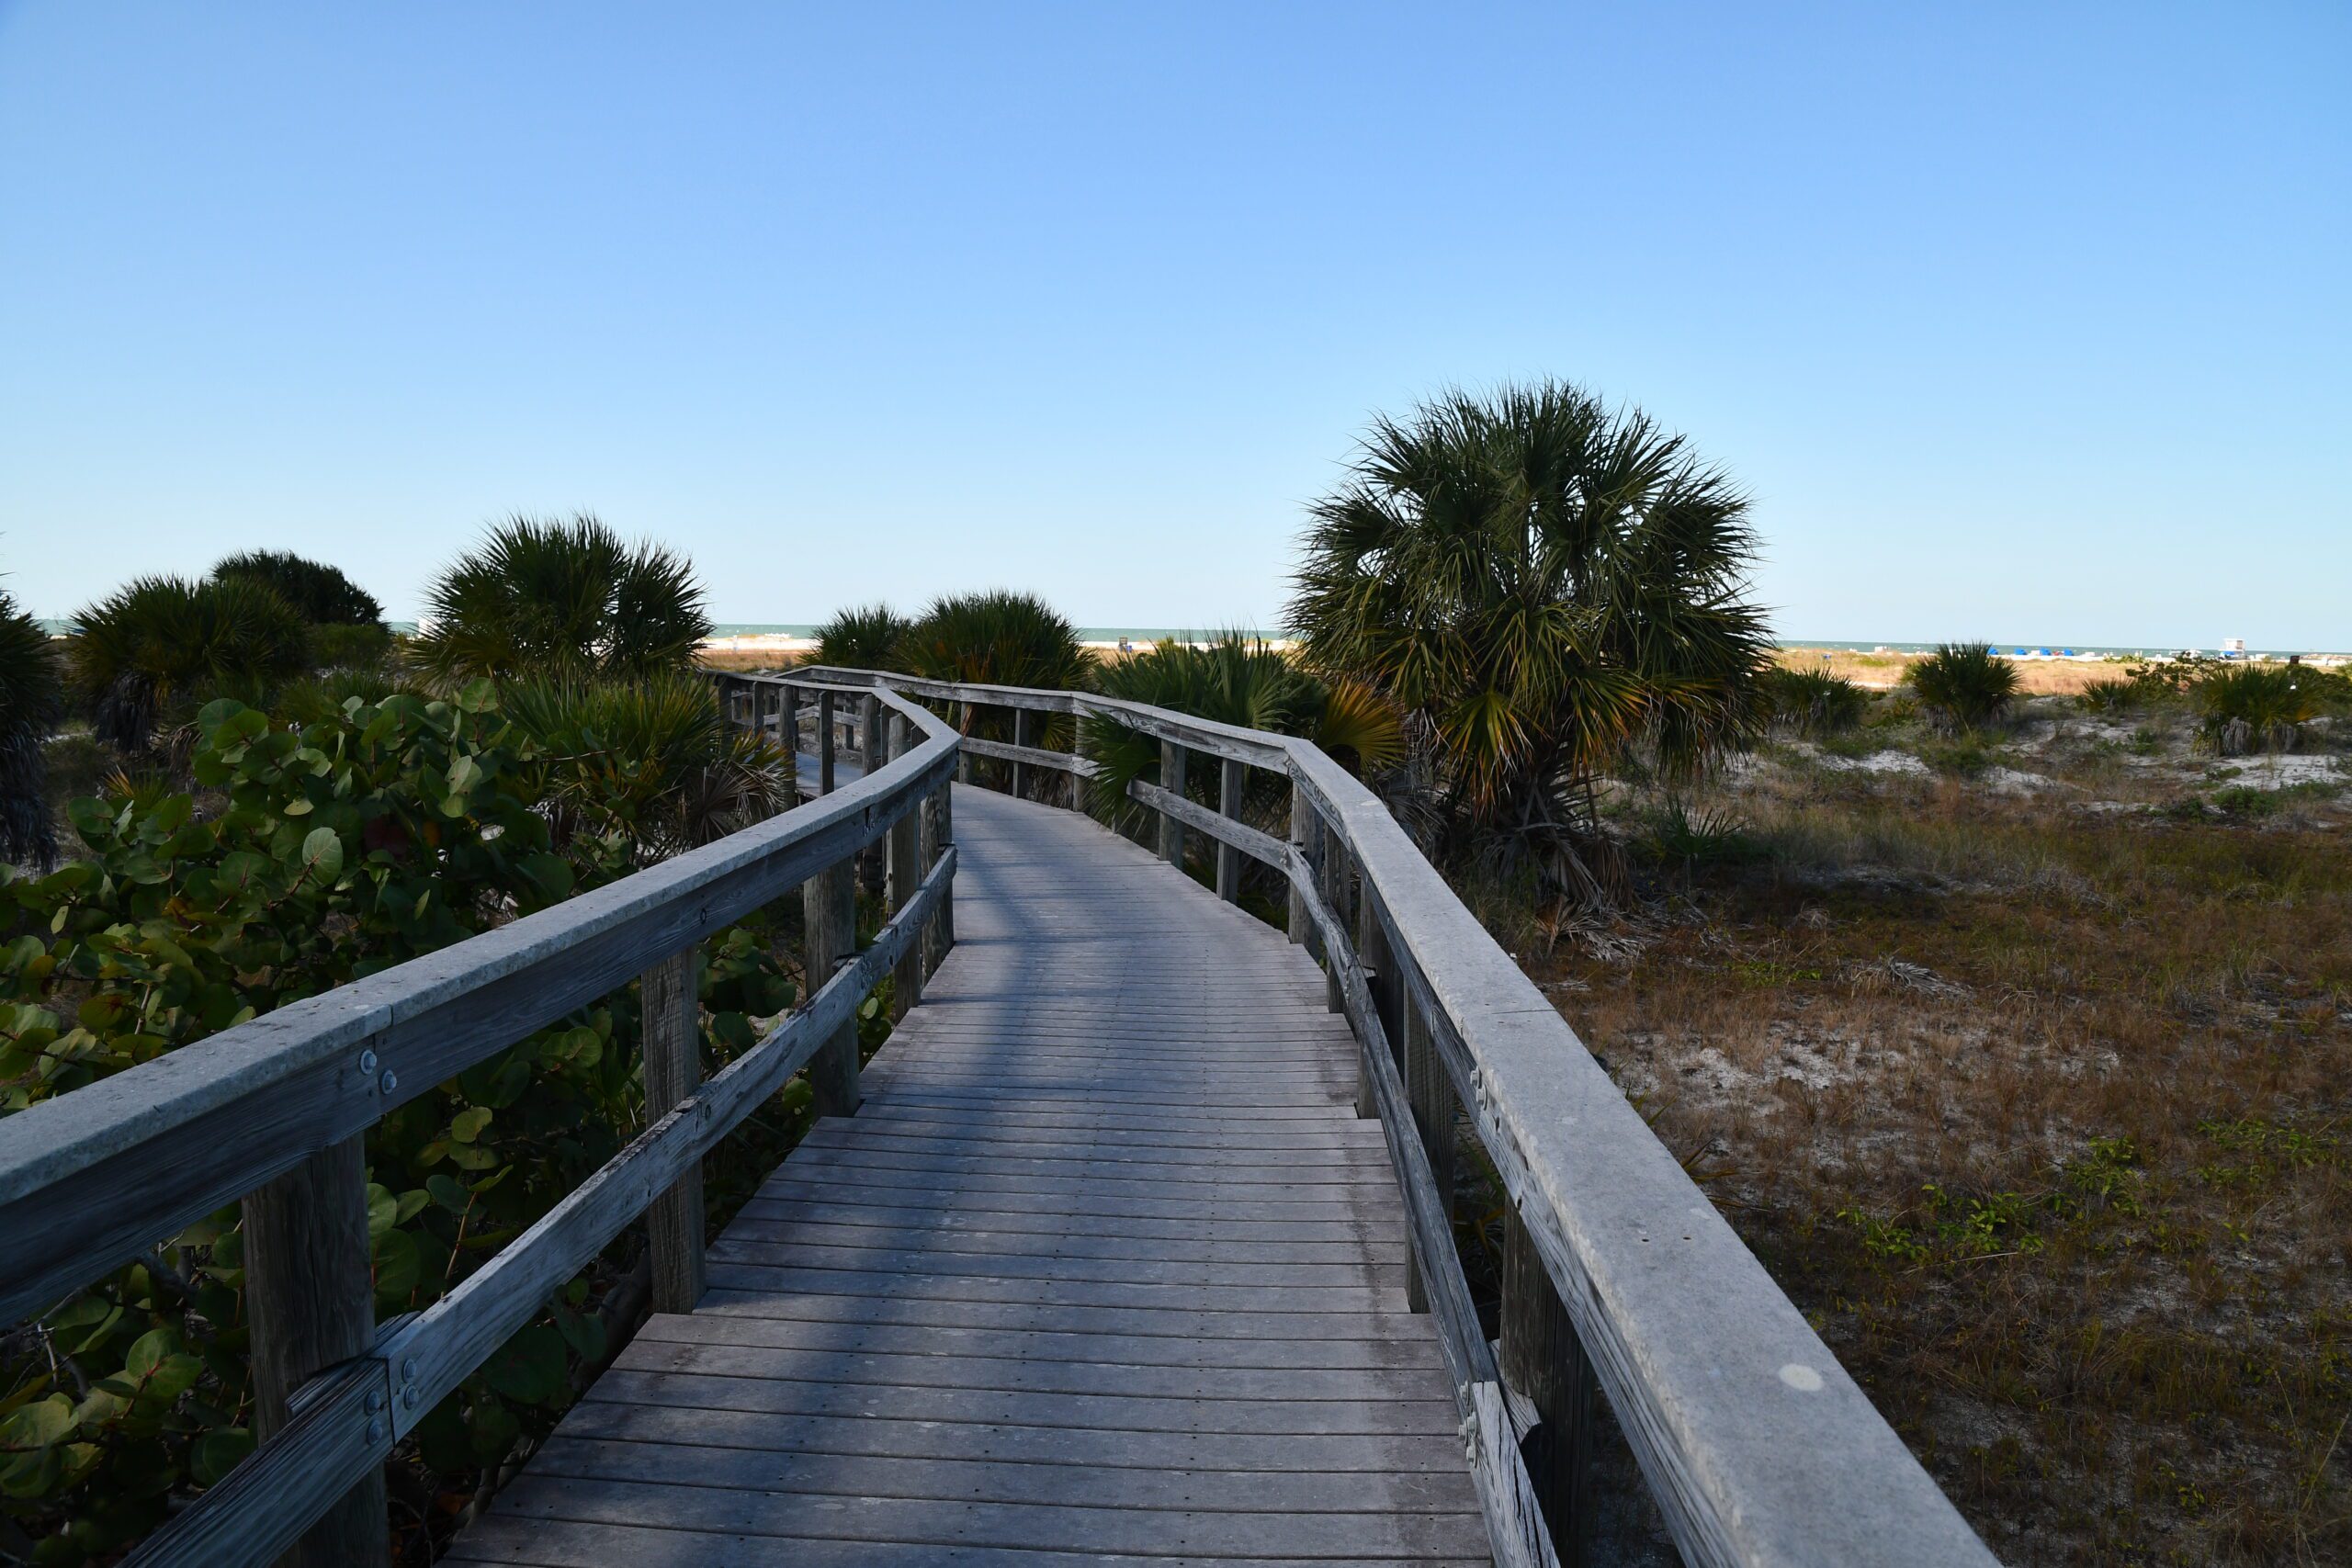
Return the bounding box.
[1286,779,1309,944]
[1503,1203,1599,1567]
[639,948,705,1314]
[1355,884,1390,1119]
[929,782,956,969]
[886,716,923,1021]
[1155,739,1187,868]
[242,1135,390,1568]
[1322,829,1349,1014]
[817,690,836,795]
[1012,708,1034,800]
[1403,1001,1453,1314]
[957,703,975,784]
[1215,757,1245,902]
[801,857,860,1117]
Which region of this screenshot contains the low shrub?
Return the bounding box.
[805,604,910,671]
[65,576,311,750]
[0,591,63,869]
[2076,675,2141,715]
[1910,641,2019,735]
[0,683,799,1561]
[1763,666,1868,736]
[209,549,383,626]
[899,590,1091,691]
[2195,666,2318,756]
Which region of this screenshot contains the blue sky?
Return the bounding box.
[1,3,2344,645]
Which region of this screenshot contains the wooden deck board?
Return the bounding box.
[452,784,1490,1563]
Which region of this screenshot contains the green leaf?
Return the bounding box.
[299,827,344,884]
[371,1225,419,1305]
[456,678,500,715]
[0,1393,74,1451]
[447,755,482,798]
[450,1105,492,1144]
[481,1324,567,1406]
[190,1427,254,1487]
[426,1174,472,1214]
[280,796,314,818]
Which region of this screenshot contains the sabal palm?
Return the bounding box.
[1289,382,1769,883]
[414,514,710,685]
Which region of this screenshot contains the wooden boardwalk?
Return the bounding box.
[447,784,1493,1566]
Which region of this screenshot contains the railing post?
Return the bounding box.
[640,948,705,1313]
[1012,708,1034,801]
[1215,758,1245,903]
[1354,885,1389,1120]
[957,704,974,784]
[1286,779,1309,944]
[817,690,836,795]
[887,715,923,1021]
[930,778,956,967]
[1501,1203,1599,1567]
[802,851,861,1117]
[243,1135,390,1568]
[1157,739,1186,869]
[779,682,800,795]
[1403,1000,1454,1314]
[1322,832,1350,1014]
[860,694,886,895]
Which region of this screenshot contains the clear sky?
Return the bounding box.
[1,3,2345,647]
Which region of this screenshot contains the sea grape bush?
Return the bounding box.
[0,685,794,1562]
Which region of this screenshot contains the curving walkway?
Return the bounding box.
[447,784,1492,1566]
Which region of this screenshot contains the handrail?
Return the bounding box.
[0,684,962,1566]
[747,665,1998,1568]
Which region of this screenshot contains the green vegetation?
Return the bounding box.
[0,591,64,870]
[899,589,1090,689]
[2195,664,2320,756]
[1762,666,1867,736]
[1287,380,1770,909]
[65,575,311,750]
[413,514,711,685]
[806,603,910,671]
[1082,632,1401,844]
[1907,640,2018,734]
[209,548,383,627]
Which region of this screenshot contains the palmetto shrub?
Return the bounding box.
[503,672,791,860]
[1909,642,2019,735]
[66,575,311,750]
[2195,665,2319,756]
[413,514,711,685]
[806,604,910,671]
[1286,380,1771,910]
[2075,675,2141,716]
[0,590,64,868]
[1762,666,1867,737]
[209,548,384,626]
[1081,632,1403,840]
[899,590,1091,690]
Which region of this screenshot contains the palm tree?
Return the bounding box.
[67,575,311,750]
[413,514,711,685]
[899,590,1091,690]
[1287,381,1770,907]
[0,590,63,868]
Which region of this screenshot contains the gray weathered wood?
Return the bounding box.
[1287,778,1311,944]
[1011,708,1033,799]
[802,858,860,1118]
[1156,739,1186,867]
[242,1135,389,1568]
[1216,756,1246,903]
[886,716,922,1021]
[640,949,705,1315]
[1402,1001,1452,1314]
[1355,879,1389,1120]
[1503,1201,1598,1566]
[858,695,886,895]
[952,734,1097,774]
[1126,777,1286,869]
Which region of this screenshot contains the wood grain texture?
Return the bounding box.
[639,949,706,1315]
[451,784,1489,1566]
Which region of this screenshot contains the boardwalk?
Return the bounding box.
[447,784,1494,1566]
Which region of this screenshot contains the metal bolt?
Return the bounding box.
[401,1357,418,1381]
[365,1389,384,1413]
[402,1386,418,1409]
[367,1416,386,1443]
[379,1068,399,1094]
[358,1048,379,1075]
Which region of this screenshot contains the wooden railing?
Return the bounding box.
[0,686,961,1567]
[728,666,2000,1568]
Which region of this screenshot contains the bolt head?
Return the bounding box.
[379,1068,399,1094]
[365,1389,384,1413]
[357,1049,379,1075]
[367,1416,386,1443]
[401,1357,418,1380]
[402,1386,418,1409]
